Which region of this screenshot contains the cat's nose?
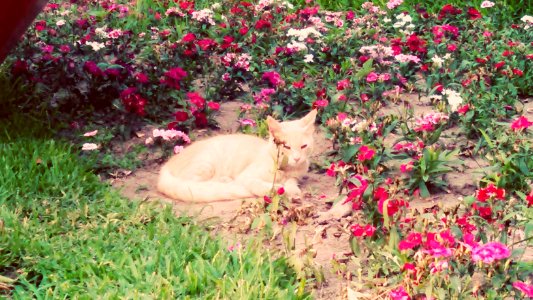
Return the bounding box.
[293,157,301,162]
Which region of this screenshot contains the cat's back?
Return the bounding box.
[163,133,270,175]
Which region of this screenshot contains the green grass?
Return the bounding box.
[0,115,307,299]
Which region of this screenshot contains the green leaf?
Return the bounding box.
[419,182,430,198]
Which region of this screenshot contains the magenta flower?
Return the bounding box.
[262,71,285,87]
[471,242,511,264]
[513,281,533,298]
[357,145,376,161]
[510,116,532,132]
[390,286,411,300]
[366,72,378,83]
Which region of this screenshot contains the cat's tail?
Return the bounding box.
[157,168,254,202]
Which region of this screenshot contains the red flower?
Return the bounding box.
[255,19,271,30]
[526,191,533,207]
[467,7,482,20]
[502,50,515,57]
[182,32,196,43]
[264,195,272,204]
[277,187,285,195]
[239,26,249,35]
[510,116,533,132]
[197,38,217,51]
[161,67,187,90]
[207,102,220,110]
[134,72,149,84]
[438,4,462,20]
[193,111,208,128]
[512,68,524,76]
[187,92,206,110]
[457,104,471,115]
[476,184,506,201]
[83,61,103,77]
[292,80,305,89]
[351,224,376,237]
[174,111,189,122]
[357,145,375,161]
[35,20,47,31]
[120,87,147,116]
[494,61,505,69]
[406,34,427,53]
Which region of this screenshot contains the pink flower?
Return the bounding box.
[510,116,532,132]
[173,145,184,154]
[389,286,410,300]
[312,99,329,109]
[239,119,257,127]
[471,242,511,264]
[447,44,457,52]
[481,1,495,8]
[366,72,378,83]
[262,71,285,87]
[83,130,98,137]
[513,281,533,298]
[357,145,375,161]
[336,79,350,90]
[386,0,403,10]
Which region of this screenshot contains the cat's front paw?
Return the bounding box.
[283,185,302,200]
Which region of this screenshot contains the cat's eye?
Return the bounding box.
[283,145,291,150]
[301,144,308,149]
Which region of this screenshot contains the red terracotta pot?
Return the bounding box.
[0,0,48,63]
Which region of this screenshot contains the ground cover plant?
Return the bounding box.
[2,0,533,299]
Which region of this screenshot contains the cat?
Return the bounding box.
[157,109,317,202]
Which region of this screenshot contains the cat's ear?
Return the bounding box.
[300,109,317,126]
[300,109,317,133]
[267,116,282,137]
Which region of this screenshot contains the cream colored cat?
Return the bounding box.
[157,109,317,202]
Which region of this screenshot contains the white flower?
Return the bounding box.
[95,26,108,38]
[56,19,66,27]
[287,41,307,51]
[86,41,105,51]
[383,17,391,23]
[211,3,221,10]
[82,143,98,151]
[481,1,495,8]
[304,54,314,63]
[442,89,463,112]
[287,27,322,41]
[431,55,445,68]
